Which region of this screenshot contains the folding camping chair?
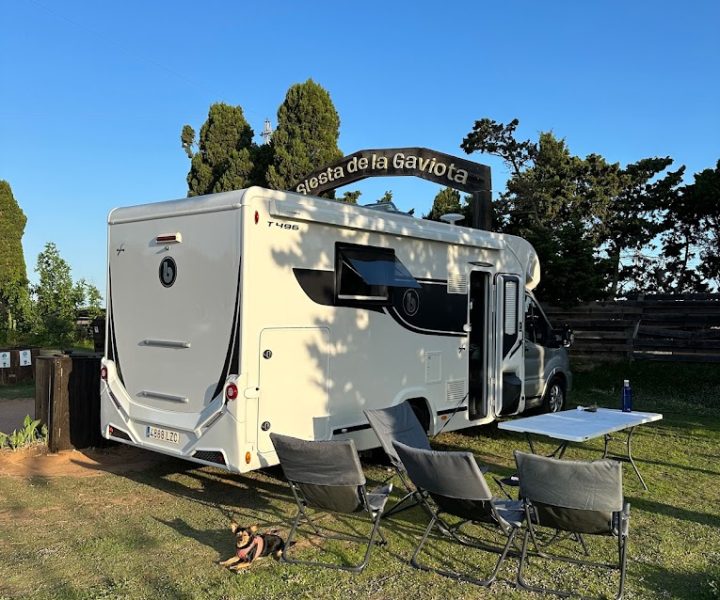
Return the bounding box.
[514,451,631,599]
[270,433,392,573]
[364,401,432,517]
[393,441,524,587]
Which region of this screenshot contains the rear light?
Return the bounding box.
[225,383,239,401]
[254,211,259,224]
[108,426,131,441]
[100,366,108,380]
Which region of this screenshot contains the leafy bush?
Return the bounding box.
[0,414,46,451]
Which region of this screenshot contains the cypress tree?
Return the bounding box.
[0,181,31,340]
[182,103,256,196]
[266,79,342,192]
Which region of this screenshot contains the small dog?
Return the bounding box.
[218,522,285,571]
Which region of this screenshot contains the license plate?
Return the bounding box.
[145,425,180,444]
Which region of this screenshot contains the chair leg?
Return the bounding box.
[409,515,518,586]
[281,504,385,573]
[516,528,573,598]
[517,523,628,598]
[616,532,628,600]
[381,490,421,518]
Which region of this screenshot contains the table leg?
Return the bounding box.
[603,429,648,491]
[524,433,568,458]
[626,427,649,491]
[524,432,537,455]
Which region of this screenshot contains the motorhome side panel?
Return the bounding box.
[101,194,246,470]
[239,191,519,467]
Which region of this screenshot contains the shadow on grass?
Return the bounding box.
[636,561,720,599]
[628,496,720,529]
[155,517,231,558]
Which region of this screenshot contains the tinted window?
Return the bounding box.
[335,243,419,305]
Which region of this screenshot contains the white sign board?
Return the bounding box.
[19,350,32,367]
[0,352,10,368]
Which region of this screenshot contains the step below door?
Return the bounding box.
[258,327,330,453]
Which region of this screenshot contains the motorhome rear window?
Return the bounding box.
[335,244,419,304]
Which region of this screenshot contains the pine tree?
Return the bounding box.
[266,79,342,192]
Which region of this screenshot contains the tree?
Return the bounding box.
[0,180,31,342]
[691,160,720,289]
[339,190,362,204]
[501,133,616,304]
[32,243,85,347]
[424,187,469,222]
[462,118,537,177]
[601,158,685,296]
[461,118,697,301]
[378,191,393,204]
[182,103,257,196]
[657,160,720,292]
[266,79,342,193]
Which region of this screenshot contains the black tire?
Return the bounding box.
[542,378,565,413]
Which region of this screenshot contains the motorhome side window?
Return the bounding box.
[502,276,521,357]
[335,243,420,306]
[525,295,554,347]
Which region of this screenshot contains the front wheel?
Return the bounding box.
[543,378,565,413]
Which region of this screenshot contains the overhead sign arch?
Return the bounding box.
[291,147,492,229]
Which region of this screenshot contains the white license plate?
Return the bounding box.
[145,425,180,444]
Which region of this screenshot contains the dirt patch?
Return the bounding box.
[0,444,168,478]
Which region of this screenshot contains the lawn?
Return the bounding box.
[0,361,719,600]
[0,381,35,402]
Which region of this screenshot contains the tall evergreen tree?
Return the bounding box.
[182,103,256,196]
[266,79,342,193]
[424,187,468,222]
[0,181,31,341]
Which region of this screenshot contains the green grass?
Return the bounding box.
[1,361,719,599]
[0,381,35,401]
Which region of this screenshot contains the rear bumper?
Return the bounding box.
[100,360,249,472]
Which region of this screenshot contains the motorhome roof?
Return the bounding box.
[106,186,534,263]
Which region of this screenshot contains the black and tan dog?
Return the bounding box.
[218,522,285,571]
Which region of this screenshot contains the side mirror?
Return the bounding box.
[562,324,574,348]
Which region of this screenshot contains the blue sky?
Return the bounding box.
[1,0,718,296]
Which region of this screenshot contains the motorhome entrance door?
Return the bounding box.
[468,271,489,420]
[495,275,524,416]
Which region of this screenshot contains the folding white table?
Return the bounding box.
[498,408,663,490]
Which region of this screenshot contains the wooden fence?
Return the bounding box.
[544,293,720,363]
[0,347,40,385]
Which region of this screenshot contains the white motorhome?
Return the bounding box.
[101,187,571,473]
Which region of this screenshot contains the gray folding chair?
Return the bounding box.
[514,451,630,599]
[393,441,524,587]
[364,401,432,517]
[270,433,392,573]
